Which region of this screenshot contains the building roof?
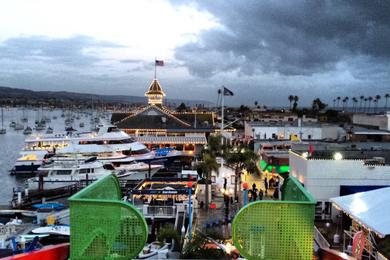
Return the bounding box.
[135,136,207,144]
[145,79,165,96]
[112,105,215,131]
[330,187,390,237]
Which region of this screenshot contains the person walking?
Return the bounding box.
[259,189,264,200]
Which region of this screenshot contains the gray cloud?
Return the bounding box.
[0,35,122,66]
[174,0,390,77]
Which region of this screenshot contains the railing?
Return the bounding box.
[134,205,177,218]
[314,226,330,249]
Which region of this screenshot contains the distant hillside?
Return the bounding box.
[0,86,212,106]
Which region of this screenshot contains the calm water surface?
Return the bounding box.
[0,107,105,205]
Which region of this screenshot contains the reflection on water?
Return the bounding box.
[0,107,107,205]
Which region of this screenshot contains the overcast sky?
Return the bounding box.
[0,0,389,106]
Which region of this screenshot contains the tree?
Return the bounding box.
[288,95,294,110]
[385,94,390,110]
[312,98,327,112]
[336,96,341,110]
[292,96,299,112]
[196,152,218,210]
[254,101,258,107]
[352,97,358,112]
[224,144,259,200]
[359,96,364,112]
[374,95,381,113]
[368,96,373,113]
[177,102,187,112]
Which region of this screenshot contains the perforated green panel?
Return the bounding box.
[69,174,148,260]
[232,176,316,260]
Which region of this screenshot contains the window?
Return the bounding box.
[79,169,91,174]
[54,170,72,175]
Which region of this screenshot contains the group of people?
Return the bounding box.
[248,176,281,202]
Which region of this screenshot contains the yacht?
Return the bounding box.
[25,160,117,191]
[11,124,192,176]
[11,125,152,176]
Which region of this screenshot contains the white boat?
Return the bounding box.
[137,242,170,259]
[0,107,6,134]
[25,160,117,191]
[23,126,33,135]
[114,162,163,180]
[32,225,70,236]
[14,122,24,130]
[46,126,53,134]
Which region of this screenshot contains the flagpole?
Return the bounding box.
[154,57,157,79]
[221,86,224,172]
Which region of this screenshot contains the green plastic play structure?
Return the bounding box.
[232,176,316,260]
[69,174,148,259]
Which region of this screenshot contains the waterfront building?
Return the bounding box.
[289,147,390,219]
[245,120,346,141]
[111,79,219,156]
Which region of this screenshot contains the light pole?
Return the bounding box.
[187,181,193,240]
[243,182,249,207]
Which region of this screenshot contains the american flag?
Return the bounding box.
[155,60,164,66]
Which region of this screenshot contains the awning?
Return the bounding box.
[330,187,390,238]
[135,136,207,145]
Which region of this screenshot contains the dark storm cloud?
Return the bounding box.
[0,35,122,66]
[173,0,390,77]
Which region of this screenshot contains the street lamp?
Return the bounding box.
[187,181,193,240]
[242,182,249,207]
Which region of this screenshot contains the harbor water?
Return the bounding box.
[0,107,107,205]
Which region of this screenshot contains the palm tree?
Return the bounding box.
[333,99,336,109]
[375,95,381,113]
[359,96,364,112]
[368,96,373,113]
[288,95,294,110]
[385,94,390,110]
[336,96,341,110]
[342,97,349,111]
[364,98,368,112]
[254,101,258,107]
[224,144,259,200]
[292,96,299,111]
[196,152,219,210]
[352,97,358,112]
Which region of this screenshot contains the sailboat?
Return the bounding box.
[0,107,6,134]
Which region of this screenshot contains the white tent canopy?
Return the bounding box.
[330,187,390,238]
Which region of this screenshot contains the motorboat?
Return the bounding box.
[137,242,170,259]
[25,160,114,191]
[32,225,70,236]
[113,162,163,180]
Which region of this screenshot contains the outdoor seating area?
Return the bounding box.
[69,174,148,259]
